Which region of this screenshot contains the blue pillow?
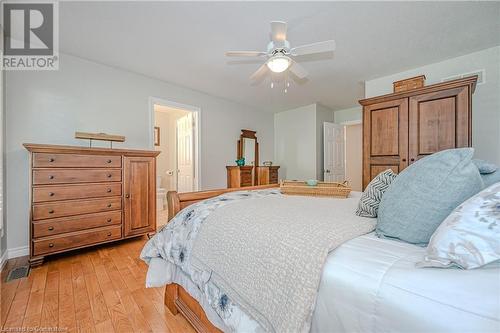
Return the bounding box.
[472,159,497,174]
[481,170,500,187]
[376,148,484,246]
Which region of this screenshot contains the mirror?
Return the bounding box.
[237,129,259,167]
[242,138,256,166]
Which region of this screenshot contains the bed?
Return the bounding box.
[141,185,500,333]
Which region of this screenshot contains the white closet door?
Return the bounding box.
[176,113,195,193]
[323,122,345,182]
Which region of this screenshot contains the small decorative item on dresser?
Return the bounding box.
[280,180,351,198]
[75,131,125,148]
[236,158,245,166]
[262,161,273,166]
[393,75,426,92]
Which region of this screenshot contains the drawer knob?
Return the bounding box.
[49,209,54,214]
[107,159,112,163]
[107,232,112,237]
[410,158,415,162]
[107,203,112,208]
[49,192,55,197]
[107,174,112,178]
[107,188,112,193]
[49,158,55,162]
[48,226,54,231]
[107,218,112,222]
[48,243,54,248]
[49,175,54,179]
[125,194,130,198]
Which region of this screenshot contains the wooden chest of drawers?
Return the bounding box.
[24,144,160,267]
[256,166,280,185]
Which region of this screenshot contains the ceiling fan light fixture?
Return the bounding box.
[266,55,290,73]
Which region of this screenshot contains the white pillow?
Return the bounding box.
[418,182,500,269]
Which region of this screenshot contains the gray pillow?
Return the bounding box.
[472,159,497,174]
[376,148,484,246]
[356,169,397,217]
[481,170,500,188]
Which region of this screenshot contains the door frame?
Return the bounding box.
[149,97,201,192]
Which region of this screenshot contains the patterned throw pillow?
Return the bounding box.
[356,169,397,217]
[418,182,500,269]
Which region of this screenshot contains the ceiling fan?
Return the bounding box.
[225,21,336,83]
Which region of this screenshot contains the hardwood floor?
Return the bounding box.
[1,236,196,333]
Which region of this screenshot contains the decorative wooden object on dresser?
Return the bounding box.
[359,75,477,189]
[24,143,160,267]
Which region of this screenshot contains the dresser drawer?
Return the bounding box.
[33,226,122,256]
[33,183,122,202]
[33,197,122,220]
[241,172,253,186]
[33,211,122,238]
[33,169,122,185]
[33,153,121,168]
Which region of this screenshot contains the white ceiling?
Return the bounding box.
[60,1,500,112]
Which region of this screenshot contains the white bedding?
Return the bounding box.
[145,191,500,332]
[312,233,500,333]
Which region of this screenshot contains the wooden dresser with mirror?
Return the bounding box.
[359,75,477,189]
[24,143,160,266]
[226,130,280,188]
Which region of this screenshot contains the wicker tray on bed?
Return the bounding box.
[280,180,351,198]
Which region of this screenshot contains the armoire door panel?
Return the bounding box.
[409,86,469,161]
[363,98,408,189]
[370,165,399,179]
[123,156,156,237]
[370,107,400,156]
[417,97,456,154]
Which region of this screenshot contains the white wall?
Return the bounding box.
[274,104,317,180]
[365,46,500,164]
[334,106,362,124]
[274,103,335,181]
[5,53,274,254]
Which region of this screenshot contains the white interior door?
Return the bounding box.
[176,113,195,193]
[324,122,345,182]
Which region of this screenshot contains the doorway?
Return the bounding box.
[150,98,201,226]
[344,122,362,191]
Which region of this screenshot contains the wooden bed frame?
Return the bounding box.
[164,184,279,333]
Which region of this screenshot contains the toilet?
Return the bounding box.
[157,176,167,211]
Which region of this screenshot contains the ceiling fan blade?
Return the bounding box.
[289,60,308,79]
[225,51,267,57]
[250,63,269,82]
[290,40,336,56]
[270,21,287,42]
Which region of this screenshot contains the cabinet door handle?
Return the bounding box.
[125,194,130,198]
[48,226,54,231]
[410,158,415,162]
[48,209,54,214]
[402,158,406,162]
[48,243,54,248]
[107,218,112,222]
[107,159,112,163]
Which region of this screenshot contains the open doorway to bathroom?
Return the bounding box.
[150,98,201,227]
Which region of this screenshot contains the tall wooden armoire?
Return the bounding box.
[359,75,477,189]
